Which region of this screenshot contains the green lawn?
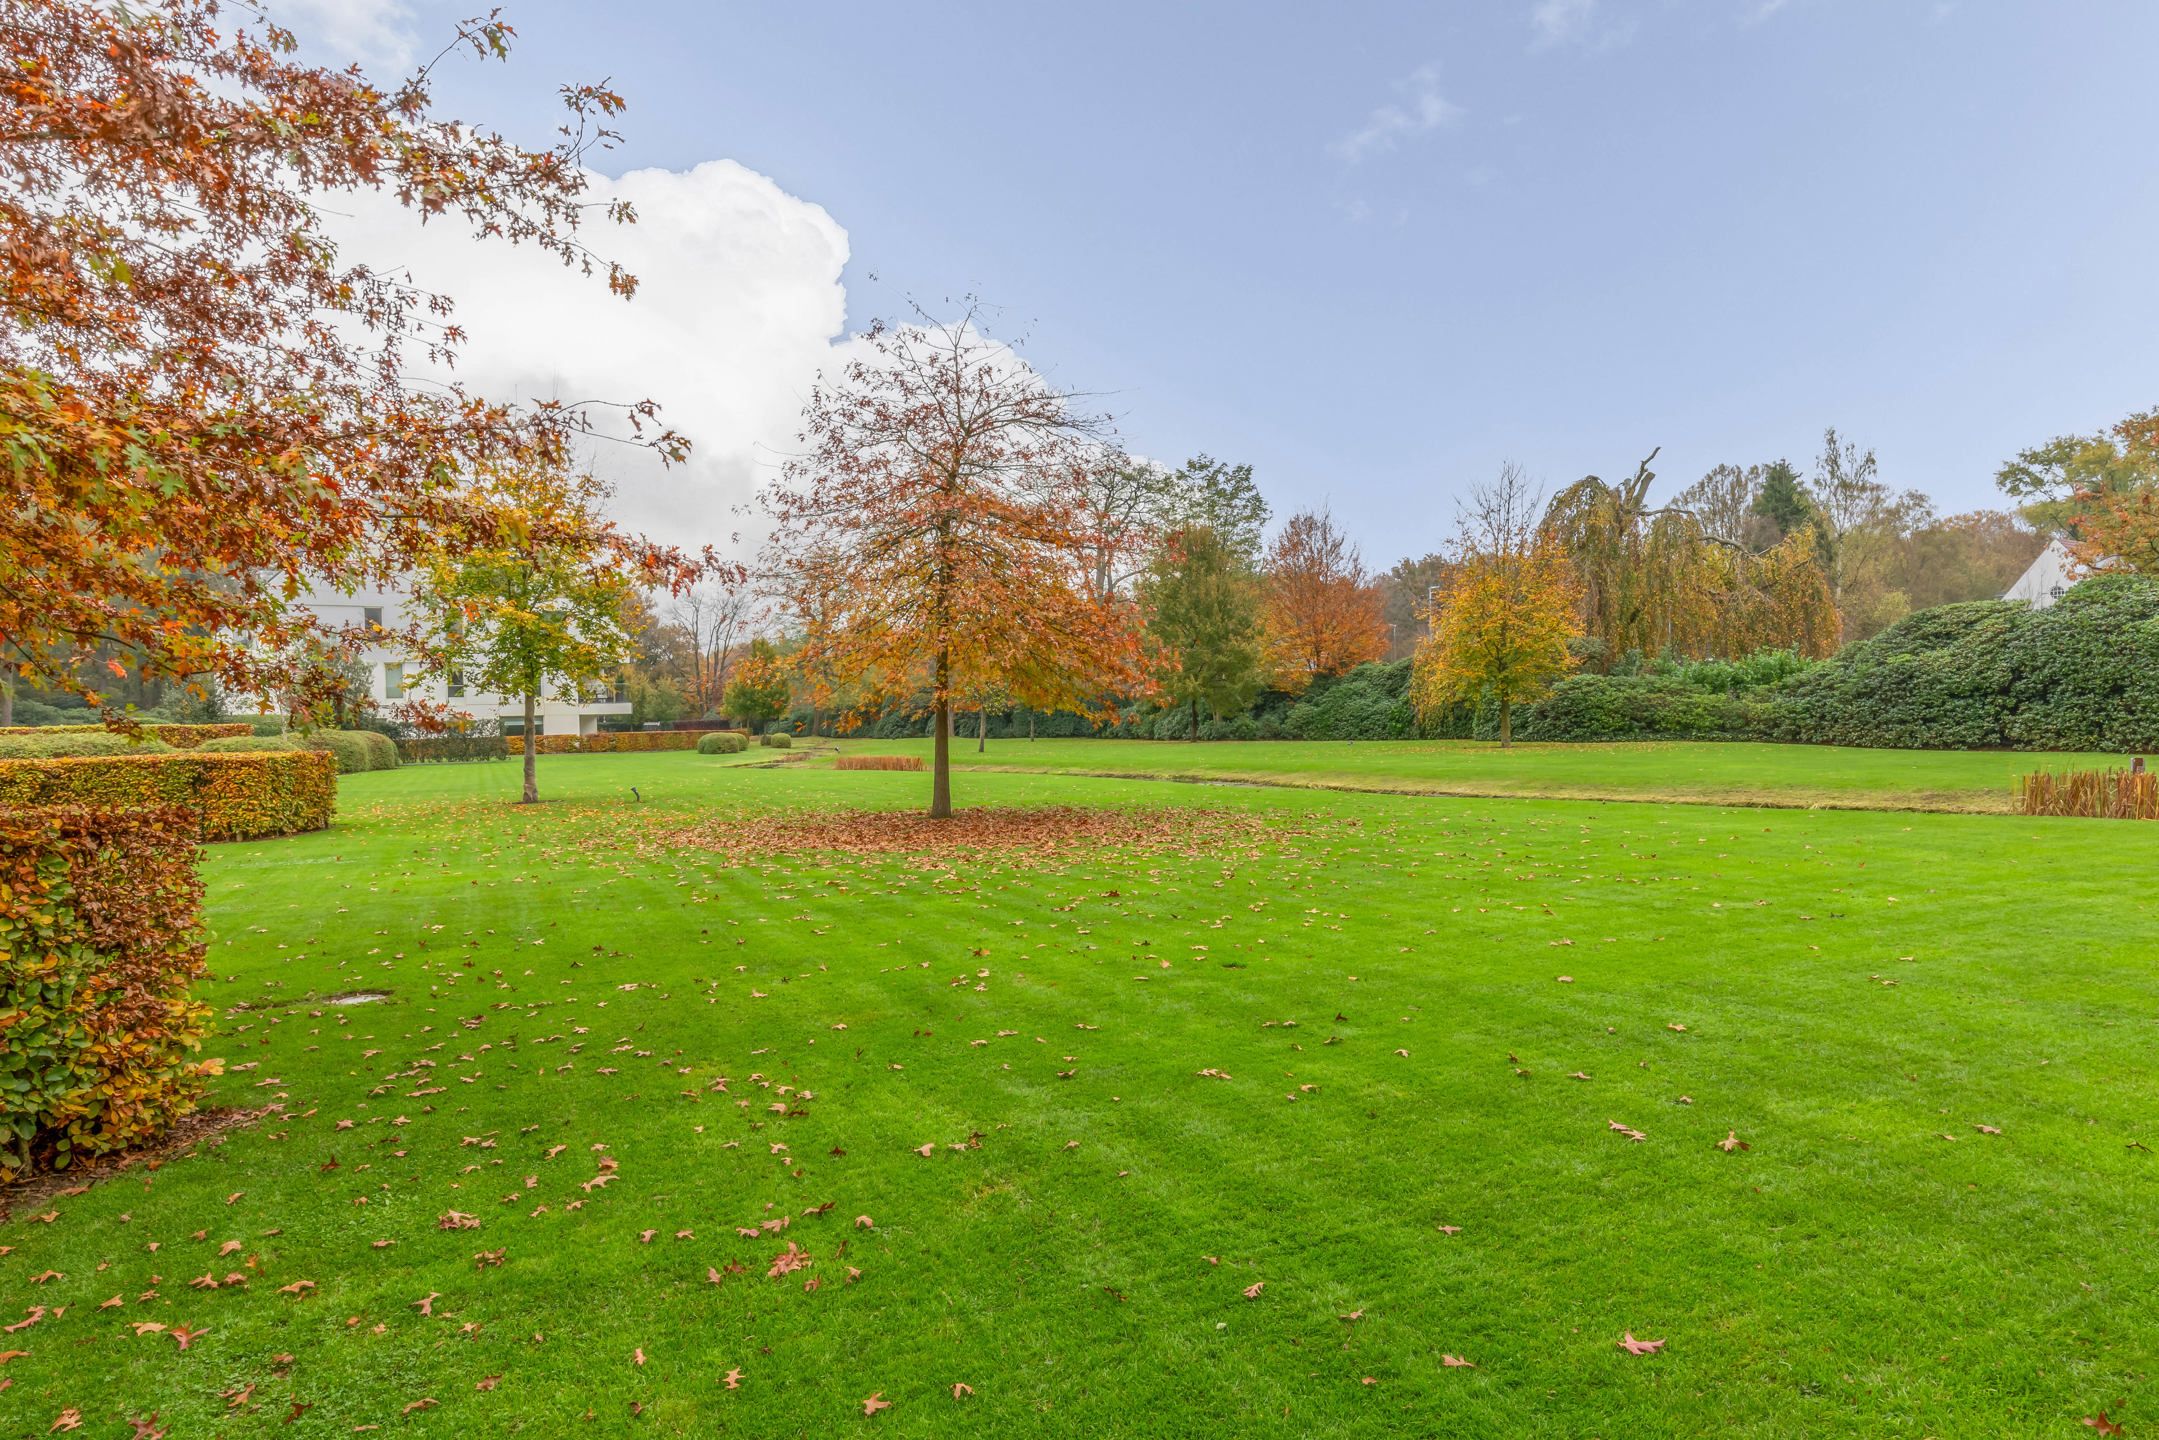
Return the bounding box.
[4,751,2156,1437]
[829,735,2129,814]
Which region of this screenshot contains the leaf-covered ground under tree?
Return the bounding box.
[2,750,2154,1437]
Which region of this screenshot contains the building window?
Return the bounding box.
[383,662,404,700]
[503,714,544,737]
[363,605,384,631]
[448,669,465,699]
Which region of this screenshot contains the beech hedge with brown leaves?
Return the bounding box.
[0,806,216,1180]
[0,751,335,841]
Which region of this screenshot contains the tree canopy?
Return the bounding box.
[0,0,694,721]
[759,303,1142,816]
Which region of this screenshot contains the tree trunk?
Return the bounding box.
[1028,712,1036,742]
[930,651,953,819]
[1498,695,1513,749]
[977,705,987,753]
[521,694,539,803]
[1190,698,1200,742]
[0,679,12,727]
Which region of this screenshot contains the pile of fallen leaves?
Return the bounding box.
[651,806,1296,868]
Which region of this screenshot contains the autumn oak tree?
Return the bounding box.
[1261,507,1387,691]
[0,0,688,720]
[1413,464,1582,747]
[760,303,1142,818]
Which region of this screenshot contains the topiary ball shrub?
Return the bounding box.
[697,732,748,755]
[356,731,398,770]
[766,732,792,749]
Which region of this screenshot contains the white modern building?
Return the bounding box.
[292,584,629,737]
[2002,538,2083,610]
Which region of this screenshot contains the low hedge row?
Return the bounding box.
[493,731,705,757]
[0,722,250,748]
[0,805,216,1178]
[0,751,337,841]
[396,733,505,764]
[0,732,172,759]
[583,731,703,753]
[297,730,399,773]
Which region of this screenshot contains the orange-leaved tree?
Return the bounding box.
[1260,507,1387,692]
[2053,408,2159,575]
[1,0,685,720]
[760,303,1142,817]
[1413,464,1582,747]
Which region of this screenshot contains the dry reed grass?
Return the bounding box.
[2017,767,2159,819]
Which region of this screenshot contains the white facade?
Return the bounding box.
[2002,538,2082,610]
[293,585,630,736]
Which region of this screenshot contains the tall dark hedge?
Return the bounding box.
[1766,576,2159,751]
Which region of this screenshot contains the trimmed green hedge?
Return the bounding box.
[199,734,305,755]
[298,731,369,773]
[0,806,214,1179]
[0,722,248,747]
[0,752,337,841]
[697,732,749,755]
[0,733,173,759]
[397,734,506,764]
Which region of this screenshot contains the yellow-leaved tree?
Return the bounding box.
[1413,464,1583,747]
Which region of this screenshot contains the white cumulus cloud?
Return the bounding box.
[274,0,421,68]
[1333,64,1462,163]
[326,159,853,551]
[1530,0,1600,47]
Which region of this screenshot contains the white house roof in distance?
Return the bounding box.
[2002,537,2082,610]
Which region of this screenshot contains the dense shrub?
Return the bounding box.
[1515,676,1760,742]
[1,699,76,727]
[835,754,923,771]
[0,752,337,841]
[1284,662,1416,740]
[1754,579,2159,751]
[0,732,172,759]
[358,731,399,770]
[0,806,216,1178]
[0,722,249,748]
[294,731,370,772]
[697,732,749,755]
[765,732,793,749]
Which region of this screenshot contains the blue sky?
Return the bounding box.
[307,0,2159,563]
